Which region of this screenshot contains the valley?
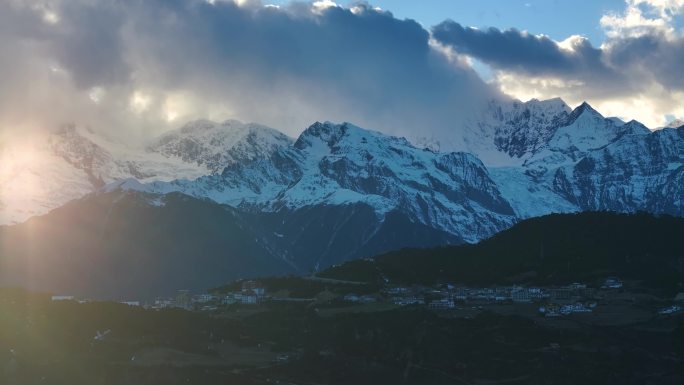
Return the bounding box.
[2,212,682,384]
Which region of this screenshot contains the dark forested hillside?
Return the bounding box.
[321,212,684,292]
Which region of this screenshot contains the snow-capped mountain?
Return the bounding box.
[3,99,682,229]
[121,121,516,243]
[406,98,682,219]
[412,97,572,166]
[1,98,683,289]
[420,98,649,168]
[0,120,288,224]
[551,125,684,214]
[148,119,294,173]
[0,99,684,293]
[0,132,94,225]
[278,122,516,242]
[523,103,650,170]
[455,100,680,219]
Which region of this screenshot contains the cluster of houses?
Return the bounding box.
[50,280,269,311]
[220,280,267,306]
[657,305,683,315]
[151,290,195,310]
[50,275,684,319]
[448,284,597,303]
[151,281,268,310]
[51,295,142,307]
[342,293,378,303]
[539,302,596,317]
[146,281,267,310]
[335,278,632,315]
[369,281,604,311]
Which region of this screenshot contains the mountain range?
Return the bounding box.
[0,98,682,297]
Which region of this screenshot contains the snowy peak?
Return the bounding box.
[448,98,656,168]
[607,117,625,126]
[48,124,114,186]
[294,121,408,151]
[149,119,293,173]
[551,101,648,151]
[453,97,573,164]
[2,100,683,255]
[565,101,603,125]
[0,120,290,225]
[521,97,572,117]
[121,119,517,243]
[407,97,575,166]
[621,120,651,135]
[294,121,348,150]
[46,124,213,183]
[279,122,516,241]
[528,101,650,166]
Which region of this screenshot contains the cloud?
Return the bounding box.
[431,22,615,81]
[431,0,684,127]
[601,0,684,38]
[0,0,496,142]
[4,0,681,142]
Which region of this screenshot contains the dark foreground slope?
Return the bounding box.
[1,212,683,385]
[0,191,291,299]
[1,288,682,385]
[321,212,684,293]
[0,190,459,299]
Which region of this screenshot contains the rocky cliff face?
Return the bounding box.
[148,119,294,173]
[459,100,679,220]
[552,126,684,214]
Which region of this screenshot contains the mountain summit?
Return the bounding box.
[0,98,682,285]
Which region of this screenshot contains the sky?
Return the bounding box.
[1,0,684,145]
[270,0,629,44]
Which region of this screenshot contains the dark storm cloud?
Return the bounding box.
[0,0,497,139]
[432,19,684,99]
[52,2,130,88]
[432,20,608,77]
[118,0,495,132]
[606,33,684,89]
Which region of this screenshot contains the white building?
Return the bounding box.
[429,299,455,309]
[511,289,532,303]
[153,298,173,309]
[234,291,258,305]
[393,296,425,306]
[601,277,623,289]
[193,294,215,303]
[51,295,75,301]
[241,281,266,297]
[343,294,360,302]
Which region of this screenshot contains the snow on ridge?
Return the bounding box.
[149,119,294,173]
[111,120,516,242]
[3,102,682,243]
[0,120,292,225]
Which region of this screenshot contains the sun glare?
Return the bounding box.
[0,139,41,192]
[0,136,53,225]
[42,11,59,25]
[129,91,152,113]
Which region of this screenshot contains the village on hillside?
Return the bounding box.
[52,276,684,321]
